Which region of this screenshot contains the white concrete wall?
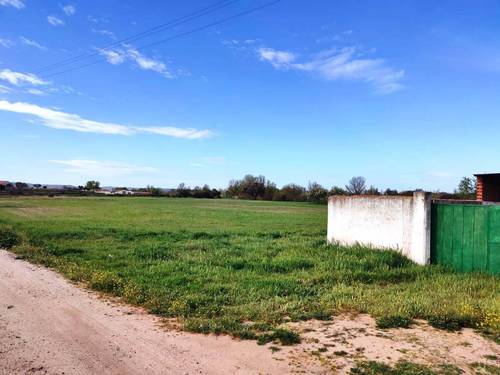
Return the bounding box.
[327,191,431,264]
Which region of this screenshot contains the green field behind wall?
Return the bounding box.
[0,196,498,343]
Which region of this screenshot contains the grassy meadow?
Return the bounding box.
[0,196,498,343]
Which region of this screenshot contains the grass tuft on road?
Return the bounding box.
[0,197,498,342]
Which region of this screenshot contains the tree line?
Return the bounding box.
[161,175,476,203]
[2,175,477,203]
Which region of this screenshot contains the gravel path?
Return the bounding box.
[0,250,292,375]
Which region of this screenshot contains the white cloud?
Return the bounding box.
[128,48,172,77]
[50,160,157,176]
[91,28,116,39]
[0,69,48,86]
[98,45,174,78]
[61,4,75,16]
[0,100,213,139]
[258,46,405,94]
[99,49,126,65]
[258,48,296,68]
[20,36,47,51]
[0,38,13,48]
[140,127,213,140]
[26,88,46,96]
[0,84,12,94]
[47,15,65,26]
[0,0,24,9]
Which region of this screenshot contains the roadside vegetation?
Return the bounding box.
[0,197,497,344]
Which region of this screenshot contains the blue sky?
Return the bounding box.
[1,0,499,190]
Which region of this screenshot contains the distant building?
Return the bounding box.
[114,190,135,195]
[474,173,500,202]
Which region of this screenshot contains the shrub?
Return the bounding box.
[257,328,301,346]
[376,315,413,329]
[0,226,20,249]
[428,314,466,331]
[350,360,436,375]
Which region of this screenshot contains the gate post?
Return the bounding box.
[411,191,432,265]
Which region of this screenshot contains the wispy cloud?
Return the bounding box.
[20,36,47,51]
[0,0,24,9]
[25,88,46,96]
[47,15,65,26]
[91,28,116,39]
[258,48,297,68]
[0,84,12,94]
[0,100,213,139]
[0,69,48,86]
[0,38,13,48]
[61,4,75,16]
[98,45,174,78]
[99,49,125,65]
[87,15,108,24]
[50,159,157,176]
[140,127,213,139]
[258,46,404,94]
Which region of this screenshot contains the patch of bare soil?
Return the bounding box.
[275,315,499,374]
[0,250,498,374]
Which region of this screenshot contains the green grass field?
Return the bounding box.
[0,197,498,343]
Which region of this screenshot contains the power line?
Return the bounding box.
[42,0,280,79]
[35,0,240,74]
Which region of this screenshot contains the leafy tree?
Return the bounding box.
[147,185,162,196]
[329,186,347,195]
[275,184,306,201]
[176,183,191,198]
[365,185,381,195]
[346,176,366,195]
[263,181,278,201]
[307,182,328,204]
[226,175,269,200]
[384,188,399,196]
[456,176,476,199]
[85,181,100,191]
[15,182,28,190]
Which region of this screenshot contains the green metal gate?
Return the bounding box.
[431,202,500,275]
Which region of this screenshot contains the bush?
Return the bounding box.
[350,360,437,375]
[0,226,20,249]
[257,328,301,346]
[428,314,467,331]
[376,315,413,329]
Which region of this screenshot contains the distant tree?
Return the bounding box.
[275,184,307,202]
[226,179,241,198]
[241,175,267,199]
[307,182,328,204]
[15,182,28,190]
[147,185,162,196]
[329,186,347,196]
[365,185,381,195]
[346,176,366,195]
[456,176,476,199]
[263,181,278,201]
[176,183,191,198]
[384,188,399,196]
[85,181,100,191]
[226,175,268,200]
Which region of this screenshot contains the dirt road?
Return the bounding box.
[0,250,293,375]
